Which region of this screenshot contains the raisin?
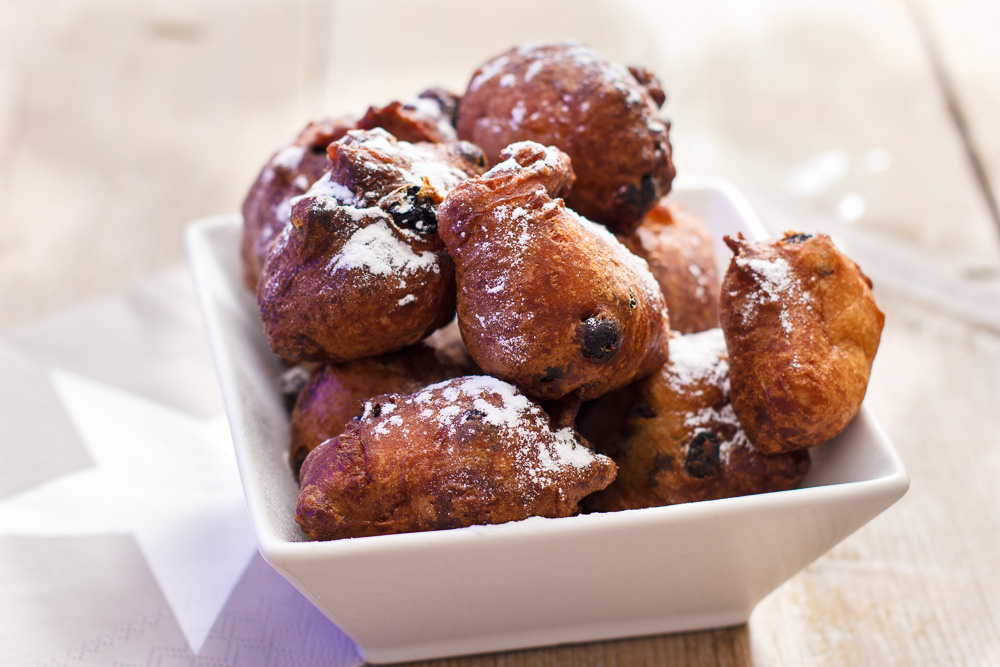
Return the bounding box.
[629,401,657,419]
[578,316,623,361]
[684,431,720,479]
[463,408,487,422]
[540,366,565,383]
[387,185,439,235]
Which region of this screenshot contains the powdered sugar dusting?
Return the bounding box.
[486,142,564,178]
[667,329,729,395]
[329,219,439,279]
[403,98,458,142]
[469,54,511,92]
[684,403,750,466]
[357,377,607,497]
[735,255,810,333]
[271,145,306,172]
[290,171,356,211]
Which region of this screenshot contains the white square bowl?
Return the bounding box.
[185,179,908,664]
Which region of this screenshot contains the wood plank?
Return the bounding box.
[0,0,327,328]
[910,0,1000,235]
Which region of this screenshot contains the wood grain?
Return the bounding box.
[910,0,1000,233]
[2,0,999,665]
[0,0,328,328]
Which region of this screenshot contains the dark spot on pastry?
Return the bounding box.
[782,233,813,244]
[629,401,657,419]
[647,452,674,488]
[310,143,329,156]
[463,408,487,422]
[418,87,460,126]
[456,141,486,170]
[540,365,566,383]
[628,292,638,310]
[369,403,382,419]
[291,447,308,476]
[815,261,836,277]
[684,431,720,479]
[279,365,313,411]
[387,185,439,234]
[618,173,660,218]
[639,172,660,210]
[578,316,623,361]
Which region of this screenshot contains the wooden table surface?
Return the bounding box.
[3,1,999,665]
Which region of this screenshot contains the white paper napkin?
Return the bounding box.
[0,268,363,667]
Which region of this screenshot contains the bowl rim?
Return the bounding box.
[184,178,909,564]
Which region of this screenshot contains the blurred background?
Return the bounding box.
[2,0,998,327]
[2,1,999,665]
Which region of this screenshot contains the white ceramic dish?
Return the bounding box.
[185,179,908,664]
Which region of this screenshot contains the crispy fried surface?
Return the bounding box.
[579,329,810,510]
[437,141,670,401]
[289,341,476,475]
[719,233,885,453]
[357,89,460,145]
[296,376,617,540]
[241,92,464,293]
[621,199,720,334]
[457,42,675,234]
[257,129,484,363]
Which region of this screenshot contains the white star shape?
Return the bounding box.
[0,369,257,654]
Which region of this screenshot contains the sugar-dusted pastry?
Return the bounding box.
[241,118,354,290]
[241,90,465,291]
[296,375,617,540]
[457,42,675,234]
[258,129,484,363]
[719,233,884,454]
[288,342,475,475]
[436,141,670,402]
[579,329,810,511]
[621,199,720,333]
[357,88,460,145]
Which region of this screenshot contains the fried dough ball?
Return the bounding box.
[437,141,670,402]
[357,88,460,144]
[621,199,720,334]
[719,233,885,454]
[457,42,675,234]
[296,375,617,540]
[241,118,354,290]
[288,341,476,475]
[579,329,810,511]
[241,91,462,291]
[258,129,485,363]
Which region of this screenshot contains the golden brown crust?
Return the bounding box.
[719,233,885,454]
[257,129,485,363]
[295,376,617,540]
[241,91,465,292]
[357,90,461,145]
[456,42,675,234]
[288,342,476,475]
[437,141,670,402]
[621,199,720,334]
[579,329,810,511]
